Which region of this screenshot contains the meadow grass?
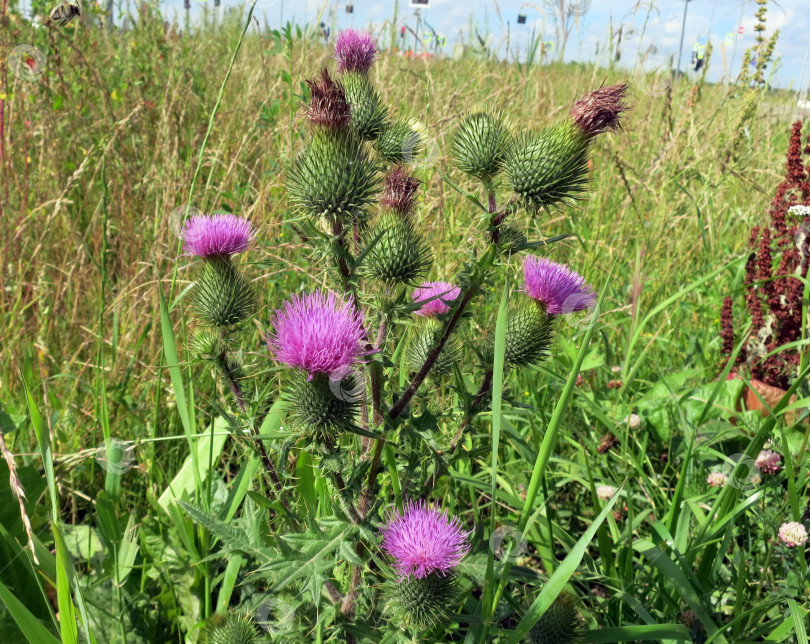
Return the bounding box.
[0,6,808,642]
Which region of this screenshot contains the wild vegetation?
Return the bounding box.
[0,1,808,642]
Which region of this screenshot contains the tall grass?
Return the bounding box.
[1,5,807,642]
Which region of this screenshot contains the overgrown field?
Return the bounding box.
[0,5,808,643]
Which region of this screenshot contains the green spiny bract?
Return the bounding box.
[361,214,432,284]
[284,371,359,441]
[191,256,256,328]
[504,301,554,367]
[449,111,510,181]
[342,71,388,141]
[287,128,379,221]
[503,121,590,214]
[498,224,527,253]
[406,319,461,378]
[386,572,458,631]
[523,592,585,644]
[200,613,261,644]
[375,118,424,164]
[190,328,224,359]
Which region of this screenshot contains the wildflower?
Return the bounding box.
[777,521,808,547]
[706,472,728,488]
[380,500,470,580]
[787,204,810,218]
[381,165,421,215]
[412,282,461,316]
[182,213,255,258]
[335,29,376,74]
[267,290,365,377]
[755,449,781,475]
[625,413,641,428]
[305,68,351,128]
[596,485,616,501]
[522,256,595,315]
[570,83,630,138]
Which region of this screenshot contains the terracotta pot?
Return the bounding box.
[737,378,796,425]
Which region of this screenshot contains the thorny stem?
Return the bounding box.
[216,351,287,506]
[389,244,499,419]
[449,368,494,454]
[328,469,361,524]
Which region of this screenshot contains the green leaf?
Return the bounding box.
[505,483,623,644]
[0,579,61,644]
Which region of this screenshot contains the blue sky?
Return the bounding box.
[208,0,809,90]
[20,0,810,90]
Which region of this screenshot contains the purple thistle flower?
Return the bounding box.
[379,500,470,580]
[268,290,366,377]
[335,29,377,74]
[570,83,630,138]
[412,282,461,316]
[182,213,255,258]
[522,255,596,315]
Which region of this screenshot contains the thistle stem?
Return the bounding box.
[216,351,286,503]
[389,244,499,419]
[449,368,494,454]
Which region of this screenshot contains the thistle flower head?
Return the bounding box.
[182,213,255,258]
[380,500,470,580]
[523,256,596,315]
[335,29,377,74]
[596,485,616,501]
[381,165,421,215]
[570,83,630,138]
[305,68,351,128]
[268,290,365,376]
[706,472,728,488]
[778,521,808,547]
[755,449,781,474]
[412,281,461,316]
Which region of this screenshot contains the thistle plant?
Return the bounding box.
[174,30,629,642]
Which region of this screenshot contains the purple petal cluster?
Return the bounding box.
[380,500,470,579]
[335,29,377,74]
[267,290,366,376]
[570,82,630,137]
[412,282,461,316]
[182,213,255,258]
[522,256,595,315]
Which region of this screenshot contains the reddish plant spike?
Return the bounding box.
[729,121,810,389]
[720,296,734,357]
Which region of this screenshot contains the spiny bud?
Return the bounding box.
[201,613,260,644]
[503,301,554,367]
[570,83,629,138]
[503,121,590,214]
[381,165,421,216]
[284,371,359,441]
[191,256,256,328]
[189,328,223,359]
[406,319,461,379]
[361,214,431,284]
[342,71,388,140]
[498,224,527,253]
[523,592,585,644]
[286,128,379,220]
[449,110,510,181]
[376,118,424,164]
[305,68,351,129]
[385,572,458,631]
